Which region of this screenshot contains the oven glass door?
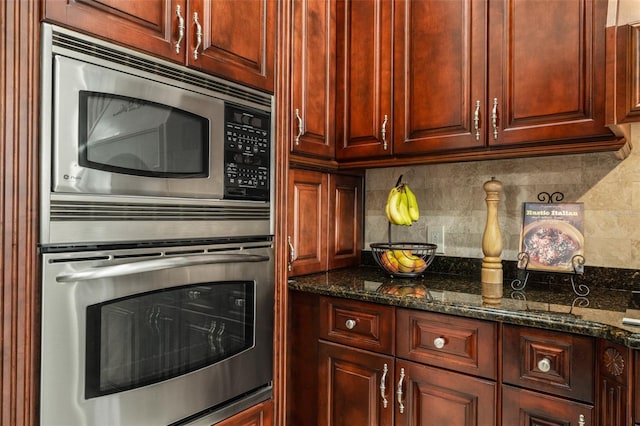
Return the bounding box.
[40,241,273,426]
[79,91,209,178]
[53,55,225,199]
[85,281,254,398]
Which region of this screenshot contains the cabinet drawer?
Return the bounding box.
[319,297,394,354]
[503,385,593,426]
[503,325,594,403]
[396,309,497,379]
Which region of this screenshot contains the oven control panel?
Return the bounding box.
[224,104,271,201]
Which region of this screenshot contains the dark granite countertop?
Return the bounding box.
[288,264,640,349]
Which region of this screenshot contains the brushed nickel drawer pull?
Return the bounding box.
[380,363,389,408]
[287,236,296,271]
[491,98,498,140]
[295,108,303,145]
[193,12,202,60]
[474,100,481,140]
[381,114,388,150]
[345,319,356,329]
[175,5,185,54]
[537,357,551,373]
[433,337,446,349]
[397,367,405,414]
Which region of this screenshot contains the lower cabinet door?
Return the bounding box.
[215,399,273,426]
[318,341,394,426]
[395,359,496,426]
[502,385,593,426]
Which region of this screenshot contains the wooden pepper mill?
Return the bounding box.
[481,177,503,305]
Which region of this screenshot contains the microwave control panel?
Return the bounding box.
[223,104,271,201]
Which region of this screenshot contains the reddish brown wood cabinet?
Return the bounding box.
[318,297,395,425]
[318,341,395,426]
[395,308,497,426]
[396,360,496,426]
[290,0,336,159]
[596,341,632,426]
[287,170,363,276]
[614,23,640,124]
[214,399,273,426]
[289,295,637,426]
[502,385,594,426]
[392,0,487,155]
[503,325,596,425]
[335,0,393,160]
[287,169,328,276]
[333,0,622,163]
[315,297,497,426]
[43,0,275,92]
[394,0,617,155]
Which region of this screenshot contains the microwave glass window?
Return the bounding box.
[78,91,209,177]
[85,281,255,398]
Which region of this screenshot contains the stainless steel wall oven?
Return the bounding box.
[39,24,274,426]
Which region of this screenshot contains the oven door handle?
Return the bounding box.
[55,253,270,282]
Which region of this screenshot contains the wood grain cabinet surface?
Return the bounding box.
[315,298,498,426]
[335,0,393,160]
[290,295,638,426]
[287,170,362,276]
[290,0,336,159]
[614,23,640,124]
[503,324,595,403]
[43,0,275,92]
[214,399,273,426]
[596,340,632,426]
[332,0,624,166]
[394,0,618,156]
[502,325,596,425]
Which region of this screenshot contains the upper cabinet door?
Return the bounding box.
[291,0,336,159]
[44,0,186,63]
[393,0,487,155]
[335,0,393,160]
[44,0,275,92]
[187,0,275,92]
[488,0,612,146]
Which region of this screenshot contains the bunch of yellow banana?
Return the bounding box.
[384,183,419,226]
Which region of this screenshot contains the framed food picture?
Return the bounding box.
[518,202,584,272]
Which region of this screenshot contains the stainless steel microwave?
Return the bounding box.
[40,24,274,245]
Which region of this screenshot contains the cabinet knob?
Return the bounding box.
[345,319,356,329]
[433,337,446,349]
[537,357,551,373]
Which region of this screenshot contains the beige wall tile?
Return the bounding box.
[365,135,640,269]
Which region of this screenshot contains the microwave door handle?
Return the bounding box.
[55,253,270,283]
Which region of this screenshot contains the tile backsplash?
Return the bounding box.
[365,134,640,269]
